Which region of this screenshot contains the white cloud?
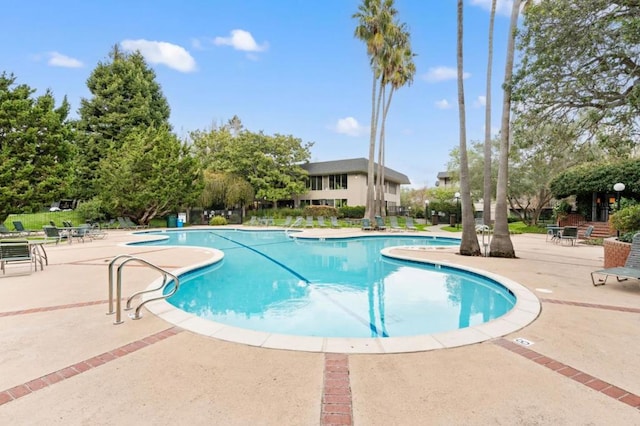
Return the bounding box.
[474,95,487,107]
[469,0,515,16]
[47,52,83,68]
[213,29,268,52]
[435,99,452,110]
[423,66,470,83]
[334,117,366,137]
[120,39,196,73]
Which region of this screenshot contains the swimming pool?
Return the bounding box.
[129,229,538,352]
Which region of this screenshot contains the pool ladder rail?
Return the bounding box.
[107,254,180,325]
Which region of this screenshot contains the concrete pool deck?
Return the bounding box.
[0,226,639,424]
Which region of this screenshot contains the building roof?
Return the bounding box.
[301,158,411,185]
[437,171,451,179]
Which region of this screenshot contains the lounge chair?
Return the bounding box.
[388,216,403,232]
[317,216,327,228]
[0,223,21,238]
[374,215,386,231]
[405,216,417,231]
[292,217,304,228]
[42,225,66,245]
[581,225,594,239]
[330,216,340,228]
[283,216,292,227]
[361,218,373,231]
[124,217,145,229]
[247,216,258,226]
[0,240,34,274]
[560,226,578,246]
[305,216,314,228]
[13,221,38,236]
[591,233,640,286]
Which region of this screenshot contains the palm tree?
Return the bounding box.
[490,0,523,258]
[353,0,398,222]
[375,25,415,217]
[483,0,497,227]
[457,0,481,256]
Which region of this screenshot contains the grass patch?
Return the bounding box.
[5,211,85,231]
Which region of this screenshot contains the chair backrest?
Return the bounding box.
[43,225,60,238]
[389,216,399,226]
[0,240,31,261]
[584,225,594,238]
[362,218,372,229]
[375,216,385,227]
[317,216,325,224]
[283,216,292,226]
[330,216,339,226]
[306,216,313,225]
[625,233,640,269]
[406,217,416,227]
[12,221,25,232]
[563,226,578,238]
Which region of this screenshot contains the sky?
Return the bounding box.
[2,0,518,188]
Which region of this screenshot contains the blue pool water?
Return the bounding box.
[133,230,516,338]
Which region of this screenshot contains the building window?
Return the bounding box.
[334,199,347,208]
[386,182,397,195]
[307,176,323,191]
[329,174,348,190]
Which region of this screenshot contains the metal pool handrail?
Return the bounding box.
[107,255,180,325]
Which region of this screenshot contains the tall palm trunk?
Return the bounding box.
[483,0,497,226]
[366,72,379,221]
[457,0,481,256]
[377,85,395,217]
[490,0,521,258]
[375,83,386,216]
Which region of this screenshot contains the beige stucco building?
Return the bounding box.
[295,158,410,211]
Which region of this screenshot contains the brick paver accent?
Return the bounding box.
[321,353,353,425]
[494,338,640,410]
[540,298,640,314]
[0,327,182,407]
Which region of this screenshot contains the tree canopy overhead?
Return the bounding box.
[514,0,640,147]
[550,158,640,199]
[0,72,74,223]
[75,45,172,199]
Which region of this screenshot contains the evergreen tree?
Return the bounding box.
[0,72,74,223]
[75,45,171,199]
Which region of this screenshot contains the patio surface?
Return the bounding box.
[0,226,639,425]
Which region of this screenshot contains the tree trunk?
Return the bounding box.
[375,84,386,216]
[483,0,497,227]
[457,0,481,256]
[490,0,521,258]
[378,87,395,218]
[366,71,382,222]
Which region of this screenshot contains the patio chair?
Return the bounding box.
[124,217,145,229]
[247,216,258,226]
[405,216,417,231]
[0,240,34,275]
[361,218,373,231]
[0,223,21,238]
[388,216,403,232]
[581,225,594,239]
[305,216,314,228]
[560,226,578,246]
[330,216,340,228]
[591,233,640,286]
[12,221,38,236]
[292,217,304,228]
[283,216,292,227]
[42,225,66,245]
[374,215,386,231]
[317,216,327,228]
[87,223,107,239]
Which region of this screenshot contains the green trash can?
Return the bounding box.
[166,215,177,228]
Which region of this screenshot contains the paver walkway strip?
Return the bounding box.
[541,298,640,313]
[321,353,353,426]
[0,327,183,407]
[494,338,640,410]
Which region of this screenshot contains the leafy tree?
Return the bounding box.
[75,45,171,199]
[97,126,201,224]
[0,73,74,223]
[200,170,254,210]
[514,0,640,145]
[550,158,640,199]
[190,124,312,205]
[456,0,481,256]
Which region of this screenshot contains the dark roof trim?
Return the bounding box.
[301,158,410,185]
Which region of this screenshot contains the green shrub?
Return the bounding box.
[610,205,640,234]
[339,205,364,218]
[303,205,338,217]
[76,198,106,222]
[209,216,228,226]
[618,231,639,243]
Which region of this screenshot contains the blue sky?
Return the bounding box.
[2,0,517,188]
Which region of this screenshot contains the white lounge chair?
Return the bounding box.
[591,233,640,286]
